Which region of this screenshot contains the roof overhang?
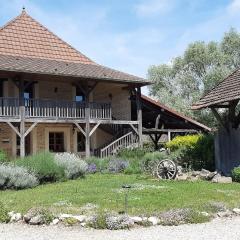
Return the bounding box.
[0,54,151,86]
[141,94,211,132]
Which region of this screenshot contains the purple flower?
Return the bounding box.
[108,159,129,173]
[87,163,97,173]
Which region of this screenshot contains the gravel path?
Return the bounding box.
[1,217,240,240]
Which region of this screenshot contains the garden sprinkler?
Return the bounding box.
[122,184,131,214]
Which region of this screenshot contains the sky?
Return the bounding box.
[1,0,240,95]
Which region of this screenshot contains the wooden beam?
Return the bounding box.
[19,77,25,157]
[167,130,171,142]
[229,100,239,123]
[129,124,139,135]
[74,82,87,95]
[85,89,90,158]
[23,81,38,91]
[6,122,21,137]
[87,81,98,94]
[155,114,161,129]
[89,122,101,137]
[136,87,143,147]
[24,122,38,138]
[211,107,228,131]
[74,122,86,137]
[89,120,139,124]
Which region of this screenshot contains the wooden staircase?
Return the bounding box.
[100,131,138,158]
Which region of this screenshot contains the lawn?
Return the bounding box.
[1,174,240,215]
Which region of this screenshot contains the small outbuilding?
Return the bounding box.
[192,69,240,175]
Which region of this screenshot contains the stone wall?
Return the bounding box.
[93,82,131,120]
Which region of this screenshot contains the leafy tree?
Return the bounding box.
[149,28,240,127]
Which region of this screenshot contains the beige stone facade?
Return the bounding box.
[0,79,133,158]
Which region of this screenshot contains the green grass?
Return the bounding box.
[1,174,240,215]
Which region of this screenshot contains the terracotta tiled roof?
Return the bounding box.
[0,10,94,64]
[192,69,240,110]
[142,95,211,131]
[0,54,149,84]
[0,10,150,84]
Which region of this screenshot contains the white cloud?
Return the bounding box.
[135,0,174,17]
[227,0,240,15]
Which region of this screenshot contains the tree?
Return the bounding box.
[148,28,240,127]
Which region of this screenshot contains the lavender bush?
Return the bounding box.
[87,163,97,174]
[108,159,129,173]
[54,153,87,179]
[0,164,38,189]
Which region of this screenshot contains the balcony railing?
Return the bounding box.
[0,97,112,120]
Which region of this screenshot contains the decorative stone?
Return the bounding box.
[201,211,209,217]
[212,175,232,183]
[148,216,159,225]
[217,210,232,218]
[72,215,86,222]
[233,208,240,215]
[81,222,87,227]
[11,213,22,222]
[24,208,42,223]
[29,215,44,225]
[130,216,142,223]
[199,169,211,180]
[51,219,60,225]
[177,166,183,176]
[177,174,188,181]
[59,214,73,220]
[191,171,200,177]
[207,171,218,180]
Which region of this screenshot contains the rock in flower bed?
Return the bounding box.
[4,204,240,229]
[176,168,232,183]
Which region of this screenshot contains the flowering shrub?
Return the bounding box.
[159,208,210,225]
[108,159,129,173]
[106,214,133,230]
[86,157,109,173]
[165,134,214,171]
[87,163,97,174]
[0,164,38,189]
[54,153,87,179]
[87,212,133,230]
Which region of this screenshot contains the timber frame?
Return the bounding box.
[0,76,143,158]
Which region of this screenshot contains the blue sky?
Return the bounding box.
[0,0,240,94]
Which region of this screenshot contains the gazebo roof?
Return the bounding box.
[192,69,240,110]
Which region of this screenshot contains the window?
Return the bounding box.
[49,132,64,152]
[76,87,85,102]
[77,132,85,152]
[24,82,34,99]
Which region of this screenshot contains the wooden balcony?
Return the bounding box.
[0,97,112,121]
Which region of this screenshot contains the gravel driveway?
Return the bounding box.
[1,217,240,240]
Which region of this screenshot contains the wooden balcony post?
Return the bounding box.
[85,92,90,158]
[136,87,143,147]
[19,77,25,157]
